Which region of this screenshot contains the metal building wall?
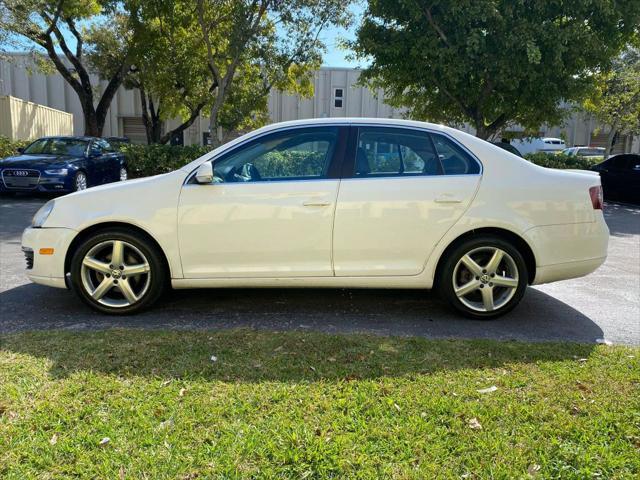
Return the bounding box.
[0,95,73,140]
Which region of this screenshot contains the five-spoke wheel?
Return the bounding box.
[439,236,527,319]
[70,229,167,314]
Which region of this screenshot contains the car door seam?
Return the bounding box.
[329,179,342,277]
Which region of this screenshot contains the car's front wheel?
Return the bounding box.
[438,235,528,319]
[73,171,88,191]
[69,229,167,314]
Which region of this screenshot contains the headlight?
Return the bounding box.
[44,168,68,175]
[32,200,55,227]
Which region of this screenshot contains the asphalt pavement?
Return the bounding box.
[1,194,638,345]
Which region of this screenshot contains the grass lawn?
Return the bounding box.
[1,329,638,479]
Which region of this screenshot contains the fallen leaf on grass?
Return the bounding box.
[328,357,336,362]
[210,355,218,362]
[119,466,125,480]
[179,388,187,397]
[527,463,541,476]
[158,419,174,430]
[468,418,482,430]
[49,433,58,445]
[476,386,498,394]
[99,437,110,447]
[393,403,401,412]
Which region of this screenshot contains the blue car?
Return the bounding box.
[0,136,127,194]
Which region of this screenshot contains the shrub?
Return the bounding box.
[252,151,326,178]
[120,144,211,178]
[0,136,29,159]
[524,152,602,170]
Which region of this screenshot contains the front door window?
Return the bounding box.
[210,127,339,183]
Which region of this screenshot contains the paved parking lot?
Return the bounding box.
[1,195,638,345]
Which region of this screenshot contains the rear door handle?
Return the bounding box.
[435,194,462,204]
[303,201,331,207]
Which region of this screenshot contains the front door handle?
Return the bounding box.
[435,194,462,204]
[303,201,331,207]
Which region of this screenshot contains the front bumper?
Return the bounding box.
[0,173,74,193]
[21,226,77,289]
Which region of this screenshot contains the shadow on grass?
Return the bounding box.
[0,328,597,382]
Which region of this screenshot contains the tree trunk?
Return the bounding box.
[159,102,207,145]
[475,124,492,140]
[604,122,618,161]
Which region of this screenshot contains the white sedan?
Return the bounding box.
[21,119,609,319]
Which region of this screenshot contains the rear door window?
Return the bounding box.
[354,127,441,177]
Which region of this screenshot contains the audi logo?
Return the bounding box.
[14,170,30,177]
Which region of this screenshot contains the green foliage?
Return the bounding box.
[583,47,640,154]
[0,136,29,159]
[254,151,326,178]
[525,152,601,170]
[1,329,639,478]
[196,0,352,140]
[352,0,640,139]
[120,144,210,178]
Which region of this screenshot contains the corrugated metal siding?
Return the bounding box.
[0,95,73,140]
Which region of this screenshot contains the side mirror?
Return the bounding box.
[17,147,24,153]
[195,162,214,184]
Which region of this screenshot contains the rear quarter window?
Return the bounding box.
[431,134,480,175]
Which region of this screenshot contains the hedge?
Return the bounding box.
[524,152,602,170]
[120,144,211,178]
[0,136,29,159]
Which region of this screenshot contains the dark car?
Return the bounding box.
[492,141,523,157]
[591,153,640,204]
[0,136,127,194]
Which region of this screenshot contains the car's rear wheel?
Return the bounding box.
[438,235,528,319]
[73,171,88,191]
[69,229,167,314]
[119,167,128,181]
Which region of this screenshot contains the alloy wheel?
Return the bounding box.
[80,240,151,308]
[120,167,128,181]
[75,172,87,191]
[452,246,519,312]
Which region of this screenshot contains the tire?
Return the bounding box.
[69,228,168,314]
[119,167,128,181]
[437,235,528,319]
[73,171,88,191]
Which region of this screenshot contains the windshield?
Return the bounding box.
[23,138,88,156]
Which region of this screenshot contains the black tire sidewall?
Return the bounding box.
[438,235,528,320]
[70,229,167,315]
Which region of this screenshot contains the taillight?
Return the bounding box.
[589,185,603,210]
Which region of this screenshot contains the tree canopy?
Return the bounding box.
[584,47,640,158]
[196,0,351,144]
[352,0,640,139]
[0,0,137,136]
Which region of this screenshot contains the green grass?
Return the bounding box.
[1,329,638,479]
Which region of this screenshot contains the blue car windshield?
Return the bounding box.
[23,138,88,157]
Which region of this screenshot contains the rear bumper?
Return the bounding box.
[527,214,609,285]
[21,226,76,289]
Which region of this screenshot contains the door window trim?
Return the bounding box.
[184,122,482,184]
[185,125,349,185]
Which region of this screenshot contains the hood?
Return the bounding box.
[0,154,81,169]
